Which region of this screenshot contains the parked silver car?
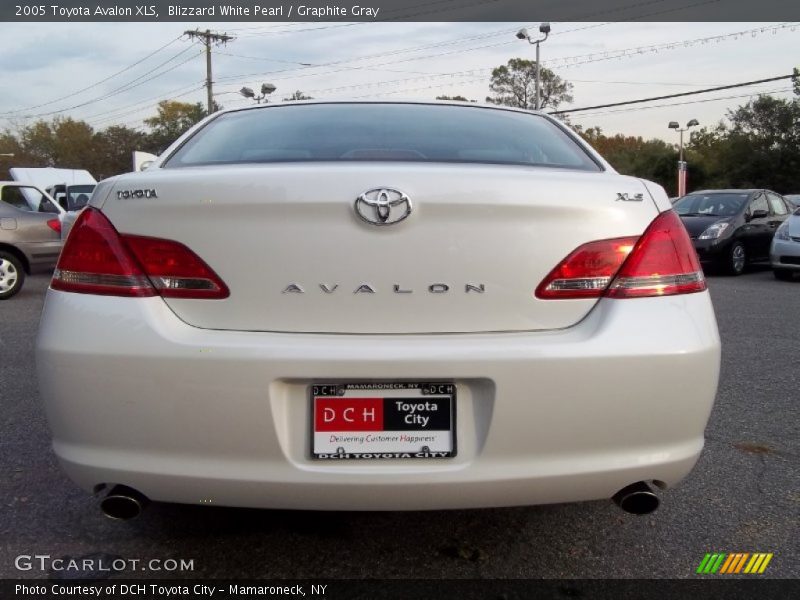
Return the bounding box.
[771,205,800,280]
[0,182,64,299]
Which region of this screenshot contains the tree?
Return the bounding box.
[685,93,800,193]
[0,131,26,179]
[282,90,313,101]
[18,120,57,166]
[11,117,95,169]
[143,100,208,154]
[51,118,96,169]
[580,127,679,194]
[486,58,573,110]
[435,95,474,102]
[92,125,147,180]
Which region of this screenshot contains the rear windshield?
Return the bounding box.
[164,103,601,171]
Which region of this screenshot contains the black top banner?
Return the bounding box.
[3,0,800,22]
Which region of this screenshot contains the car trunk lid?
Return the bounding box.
[98,163,659,334]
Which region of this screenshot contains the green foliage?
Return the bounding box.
[0,99,208,180]
[0,118,147,181]
[92,125,147,180]
[579,90,800,196]
[682,93,800,193]
[143,100,208,154]
[486,58,573,110]
[580,127,679,193]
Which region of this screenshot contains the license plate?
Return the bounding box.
[311,382,456,460]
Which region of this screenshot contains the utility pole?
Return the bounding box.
[184,29,234,115]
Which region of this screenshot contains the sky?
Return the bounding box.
[0,21,797,142]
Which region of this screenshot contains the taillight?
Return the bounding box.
[605,210,706,298]
[536,237,638,299]
[51,209,155,297]
[46,218,61,234]
[536,210,705,300]
[51,208,228,299]
[122,235,229,299]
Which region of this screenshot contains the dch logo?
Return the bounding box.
[315,398,385,431]
[322,406,377,424]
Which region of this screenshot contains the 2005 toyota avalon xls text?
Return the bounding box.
[36,101,720,519]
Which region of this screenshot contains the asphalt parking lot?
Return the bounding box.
[0,270,797,580]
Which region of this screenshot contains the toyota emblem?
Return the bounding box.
[354,188,412,226]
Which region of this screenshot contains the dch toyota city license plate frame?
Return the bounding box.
[310,382,457,460]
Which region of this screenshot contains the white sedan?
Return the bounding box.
[36,101,720,519]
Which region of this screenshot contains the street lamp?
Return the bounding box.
[240,82,277,104]
[668,118,699,196]
[516,23,551,111]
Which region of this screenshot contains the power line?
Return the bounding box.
[17,45,202,120]
[213,22,636,84]
[216,51,443,79]
[215,23,794,100]
[213,22,796,94]
[553,23,798,71]
[82,81,205,122]
[568,79,726,87]
[216,10,783,88]
[0,36,184,117]
[87,84,207,127]
[551,74,797,115]
[91,88,207,128]
[6,18,794,128]
[568,87,795,119]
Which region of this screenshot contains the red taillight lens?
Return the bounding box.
[122,235,229,299]
[51,208,228,299]
[605,210,706,298]
[536,237,638,299]
[46,218,61,234]
[536,210,705,300]
[52,208,155,297]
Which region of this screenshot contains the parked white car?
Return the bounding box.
[770,206,800,280]
[36,101,720,519]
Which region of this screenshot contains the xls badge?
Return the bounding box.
[616,192,644,202]
[354,187,412,226]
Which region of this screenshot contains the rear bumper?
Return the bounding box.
[36,290,720,510]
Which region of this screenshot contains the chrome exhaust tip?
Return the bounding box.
[612,482,660,515]
[99,485,149,520]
